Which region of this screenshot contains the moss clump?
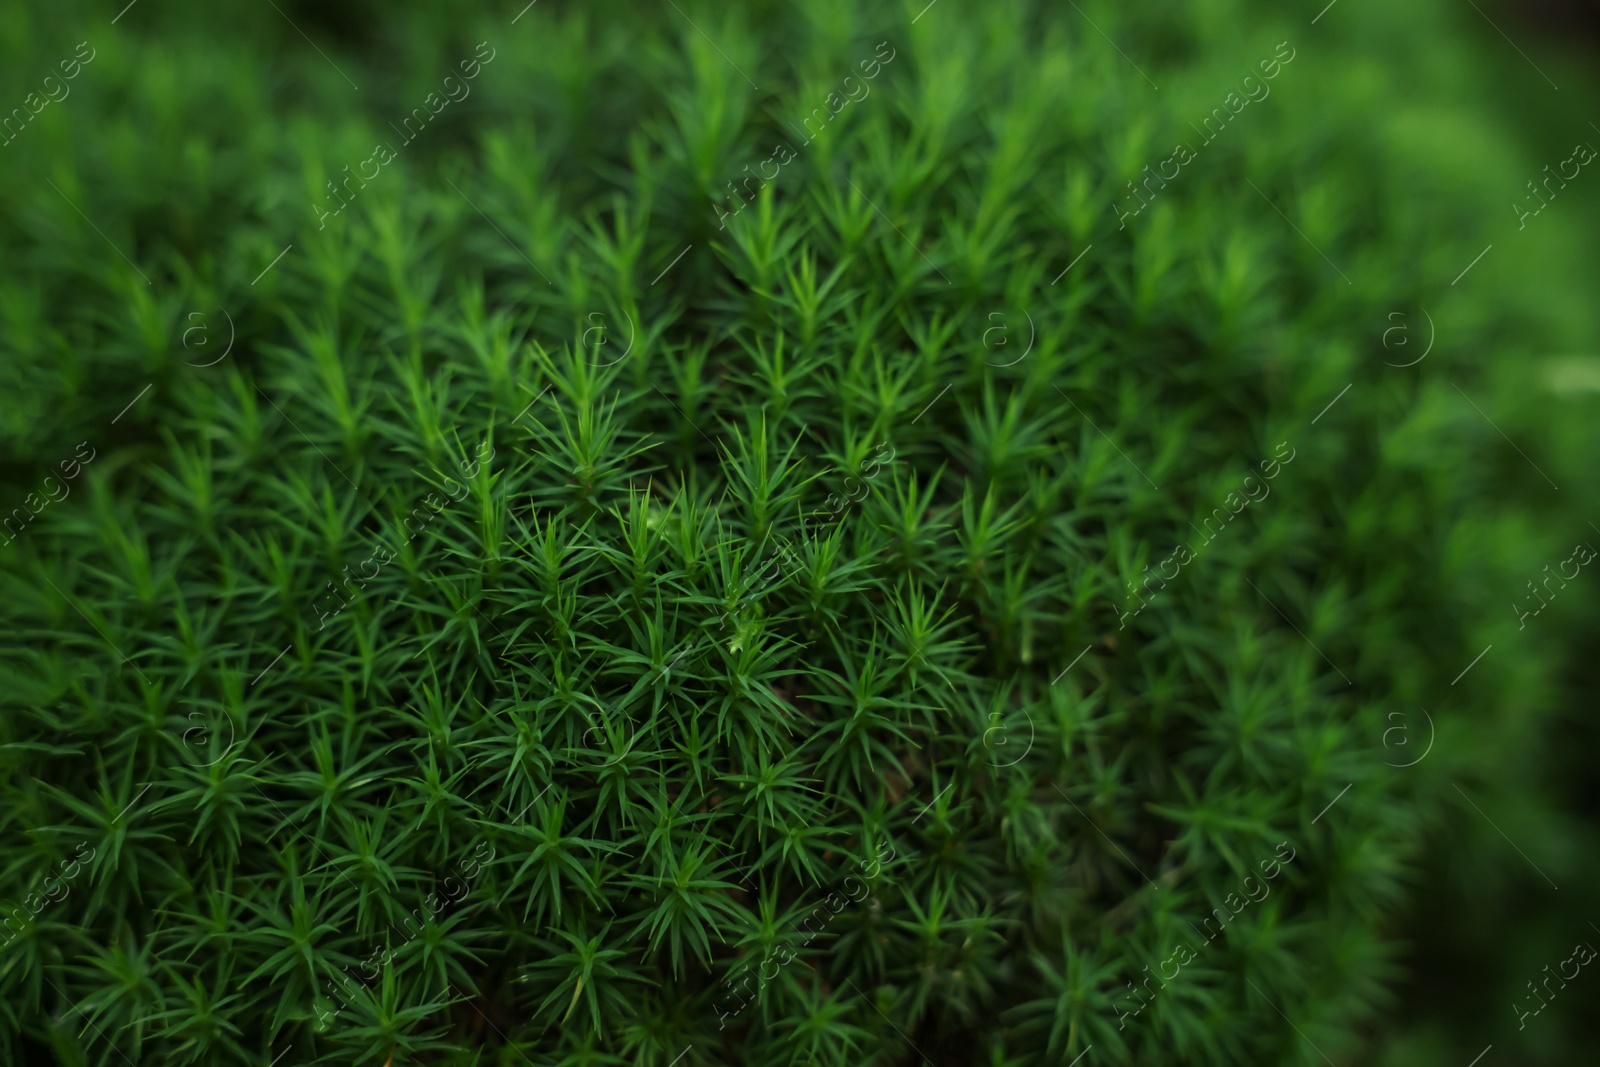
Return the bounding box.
[0,0,1590,1064]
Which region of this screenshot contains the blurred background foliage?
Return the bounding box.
[0,0,1597,1064]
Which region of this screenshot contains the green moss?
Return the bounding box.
[0,0,1594,1064]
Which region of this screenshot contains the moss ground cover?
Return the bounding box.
[1,0,1597,1064]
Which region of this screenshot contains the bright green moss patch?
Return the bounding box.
[0,0,1593,1064]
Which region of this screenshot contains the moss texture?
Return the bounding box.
[1,0,1596,1064]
